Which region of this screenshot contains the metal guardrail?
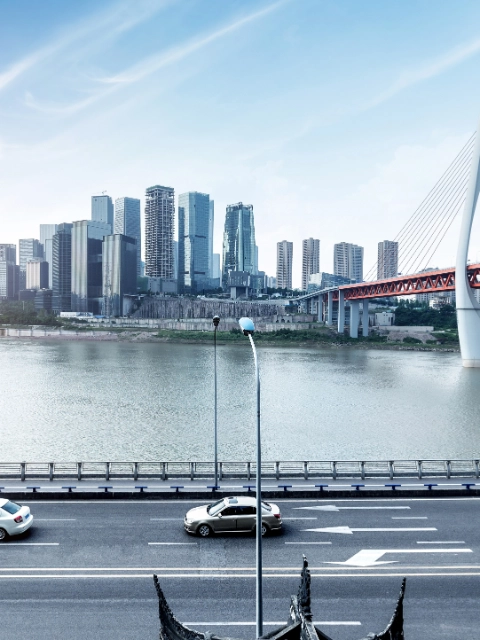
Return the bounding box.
[0,459,479,481]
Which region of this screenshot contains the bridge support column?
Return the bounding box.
[349,300,359,338]
[317,295,323,322]
[326,291,333,325]
[362,301,369,337]
[337,290,345,334]
[456,118,480,366]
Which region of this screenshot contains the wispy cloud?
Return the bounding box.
[368,37,480,107]
[0,0,171,93]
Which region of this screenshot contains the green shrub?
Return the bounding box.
[402,336,422,344]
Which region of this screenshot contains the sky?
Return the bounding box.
[2,0,480,287]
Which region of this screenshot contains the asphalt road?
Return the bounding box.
[0,496,479,639]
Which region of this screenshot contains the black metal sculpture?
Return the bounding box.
[153,556,405,640]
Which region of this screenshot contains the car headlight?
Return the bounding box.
[185,519,193,525]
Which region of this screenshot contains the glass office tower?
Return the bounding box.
[71,220,111,313]
[91,195,113,234]
[178,191,211,294]
[114,197,141,277]
[52,223,73,313]
[40,224,58,288]
[102,234,137,317]
[222,202,257,288]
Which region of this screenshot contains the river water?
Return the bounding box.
[1,338,479,461]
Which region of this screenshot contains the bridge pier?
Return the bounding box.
[350,300,360,338]
[362,300,369,337]
[456,119,480,367]
[337,290,345,333]
[317,295,323,322]
[326,291,333,325]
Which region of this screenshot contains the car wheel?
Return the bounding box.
[197,524,212,538]
[0,528,7,542]
[253,524,269,537]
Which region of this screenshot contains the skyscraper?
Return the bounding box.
[71,220,111,313]
[178,192,211,294]
[208,200,214,278]
[0,244,16,263]
[19,238,42,290]
[91,195,114,234]
[26,259,48,290]
[114,197,141,277]
[40,224,58,288]
[144,185,175,279]
[276,240,293,289]
[301,238,320,291]
[0,244,18,300]
[52,223,73,313]
[222,202,257,288]
[333,242,364,282]
[102,234,137,317]
[377,240,399,280]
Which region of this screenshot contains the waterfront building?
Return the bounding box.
[276,240,293,289]
[71,220,111,314]
[0,244,17,263]
[334,242,364,282]
[178,191,211,294]
[34,289,53,313]
[145,185,175,279]
[266,275,276,289]
[377,240,399,280]
[26,259,48,290]
[114,198,141,277]
[52,223,73,313]
[212,253,221,280]
[222,202,257,288]
[0,261,18,299]
[92,195,113,234]
[102,234,137,317]
[301,238,320,291]
[19,238,42,290]
[40,224,58,288]
[208,201,214,279]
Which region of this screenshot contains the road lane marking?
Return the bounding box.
[303,526,437,534]
[391,517,428,520]
[150,518,182,521]
[327,548,472,567]
[0,543,59,546]
[0,571,479,578]
[34,519,77,521]
[148,542,197,546]
[417,540,465,544]
[285,542,332,545]
[183,621,361,627]
[283,518,317,520]
[295,506,410,512]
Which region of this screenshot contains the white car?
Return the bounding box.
[0,499,34,540]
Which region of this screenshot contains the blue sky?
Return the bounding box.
[2,0,480,286]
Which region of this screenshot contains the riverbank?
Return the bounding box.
[0,324,460,351]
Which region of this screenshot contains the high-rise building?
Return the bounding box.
[92,195,114,234]
[0,244,16,263]
[40,224,58,288]
[102,234,137,317]
[19,238,42,290]
[212,253,221,280]
[333,242,364,282]
[276,240,293,289]
[301,238,320,291]
[222,202,257,288]
[0,244,18,300]
[114,198,141,277]
[26,259,48,290]
[52,223,73,313]
[208,200,214,278]
[145,185,175,279]
[178,191,211,294]
[377,240,399,280]
[71,220,111,313]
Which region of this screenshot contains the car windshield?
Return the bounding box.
[207,499,226,516]
[1,501,21,515]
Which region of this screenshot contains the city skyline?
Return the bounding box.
[3,1,480,286]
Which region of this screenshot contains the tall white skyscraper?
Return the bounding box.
[40,224,58,288]
[333,242,364,282]
[276,240,293,289]
[92,195,113,234]
[377,240,399,280]
[145,185,175,279]
[301,238,320,291]
[18,238,42,290]
[114,197,141,277]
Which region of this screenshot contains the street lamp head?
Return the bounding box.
[238,316,255,336]
[212,315,220,327]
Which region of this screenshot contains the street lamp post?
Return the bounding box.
[212,315,220,490]
[238,316,262,638]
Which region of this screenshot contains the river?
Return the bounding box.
[1,338,479,461]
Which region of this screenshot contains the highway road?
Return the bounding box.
[0,496,479,639]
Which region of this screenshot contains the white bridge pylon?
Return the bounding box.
[456,123,480,367]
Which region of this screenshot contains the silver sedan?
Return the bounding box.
[184,496,282,537]
[0,499,34,540]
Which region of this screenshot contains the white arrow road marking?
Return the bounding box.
[303,526,437,534]
[327,548,472,567]
[295,505,410,512]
